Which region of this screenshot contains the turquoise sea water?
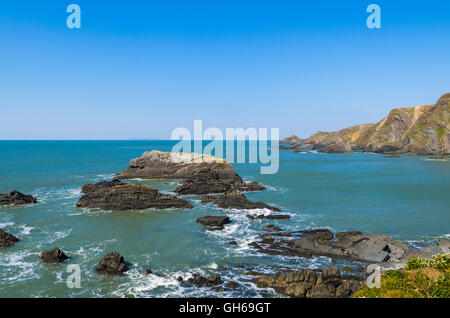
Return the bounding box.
[0,141,449,297]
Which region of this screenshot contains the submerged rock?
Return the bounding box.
[253,266,361,298]
[0,190,37,206]
[96,252,129,275]
[0,229,19,248]
[40,247,69,263]
[76,180,192,211]
[196,216,230,228]
[213,190,280,211]
[247,213,290,220]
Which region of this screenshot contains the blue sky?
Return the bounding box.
[1,0,449,140]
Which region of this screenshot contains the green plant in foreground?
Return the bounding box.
[355,253,450,298]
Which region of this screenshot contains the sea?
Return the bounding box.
[0,140,449,297]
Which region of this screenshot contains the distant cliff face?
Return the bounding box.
[284,93,450,155]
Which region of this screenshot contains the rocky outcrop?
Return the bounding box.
[196,216,230,228]
[117,150,240,182]
[40,248,69,263]
[0,190,37,206]
[201,195,217,203]
[187,274,222,287]
[76,180,192,211]
[117,151,265,194]
[253,266,361,298]
[282,93,450,155]
[213,190,280,211]
[95,252,129,275]
[0,229,19,248]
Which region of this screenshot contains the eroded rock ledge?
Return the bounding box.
[250,229,450,265]
[253,266,361,298]
[76,179,192,211]
[0,190,37,206]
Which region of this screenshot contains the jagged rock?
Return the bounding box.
[174,169,231,195]
[95,252,129,275]
[40,248,69,263]
[213,190,280,211]
[253,266,361,298]
[76,180,192,210]
[196,216,230,228]
[0,190,37,206]
[187,274,221,287]
[0,229,19,247]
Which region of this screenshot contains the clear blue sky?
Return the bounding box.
[1,0,449,140]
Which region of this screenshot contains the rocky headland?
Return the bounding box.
[281,93,450,155]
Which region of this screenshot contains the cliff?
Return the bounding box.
[284,93,450,155]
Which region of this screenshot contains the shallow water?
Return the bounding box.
[0,141,449,297]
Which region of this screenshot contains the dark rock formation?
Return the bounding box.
[253,266,361,298]
[40,248,69,263]
[174,169,231,195]
[196,216,230,228]
[0,190,37,206]
[247,213,290,220]
[76,180,192,210]
[95,252,129,275]
[187,274,222,287]
[0,229,19,248]
[213,190,280,211]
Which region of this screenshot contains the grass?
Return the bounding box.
[354,253,450,298]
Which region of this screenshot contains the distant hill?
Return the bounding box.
[283,93,450,155]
